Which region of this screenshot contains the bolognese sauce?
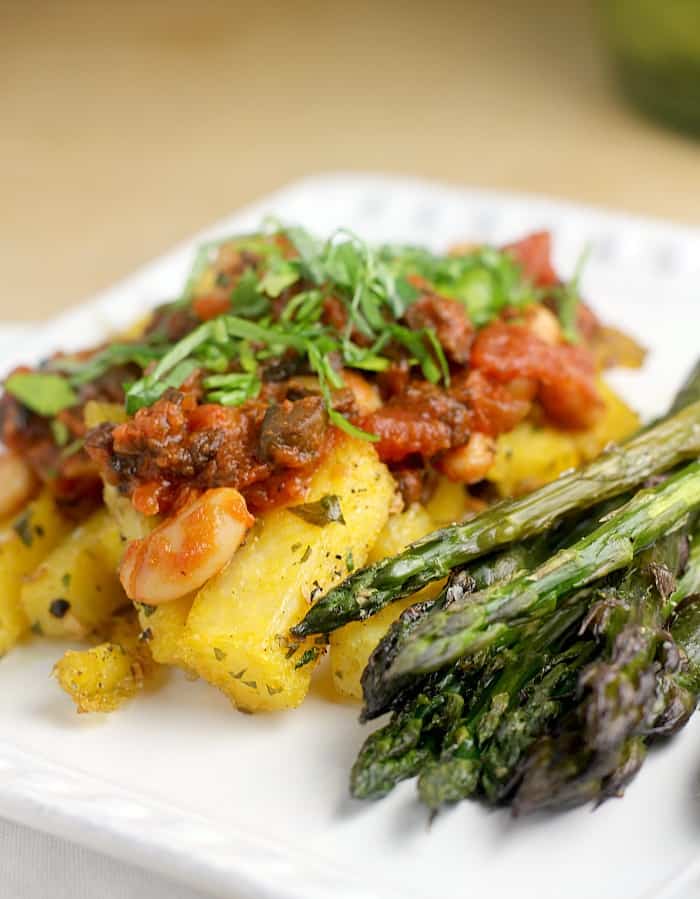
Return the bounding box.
[0,227,637,519]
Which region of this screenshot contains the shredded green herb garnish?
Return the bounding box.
[50,341,169,387]
[119,224,544,439]
[554,244,591,343]
[50,419,70,447]
[4,223,567,440]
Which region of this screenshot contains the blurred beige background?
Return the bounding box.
[2,0,699,321]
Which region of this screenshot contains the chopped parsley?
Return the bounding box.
[12,508,34,547]
[289,495,346,527]
[553,244,591,343]
[5,372,78,417]
[266,684,284,696]
[50,419,70,447]
[3,223,554,444]
[120,225,536,437]
[294,647,321,670]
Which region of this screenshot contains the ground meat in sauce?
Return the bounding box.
[470,321,602,429]
[390,463,435,506]
[360,381,471,463]
[449,369,535,437]
[404,293,474,364]
[4,226,612,517]
[145,305,200,342]
[377,358,411,400]
[504,232,559,288]
[0,392,102,509]
[258,396,328,467]
[321,295,348,332]
[356,317,602,469]
[85,387,334,516]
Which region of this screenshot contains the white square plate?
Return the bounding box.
[2,175,700,899]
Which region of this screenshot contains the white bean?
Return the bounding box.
[120,488,254,604]
[438,433,496,484]
[525,305,562,346]
[0,452,37,519]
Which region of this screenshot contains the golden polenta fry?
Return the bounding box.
[54,609,156,713]
[103,486,194,669]
[0,489,72,655]
[181,435,396,712]
[488,380,639,497]
[136,596,194,669]
[21,508,127,638]
[330,503,443,700]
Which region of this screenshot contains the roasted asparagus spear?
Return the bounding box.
[294,400,700,638]
[513,532,698,813]
[382,461,700,686]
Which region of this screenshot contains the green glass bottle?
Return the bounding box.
[598,0,700,135]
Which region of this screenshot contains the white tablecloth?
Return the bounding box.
[1,818,212,899]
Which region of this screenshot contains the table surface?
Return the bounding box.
[1,8,699,896]
[3,0,700,322]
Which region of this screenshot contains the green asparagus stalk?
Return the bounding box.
[350,669,464,799]
[667,534,700,617]
[479,642,594,803]
[351,557,536,798]
[293,400,700,638]
[670,594,700,693]
[416,597,592,810]
[485,513,700,812]
[362,506,632,720]
[350,674,465,800]
[577,533,689,753]
[361,539,552,720]
[511,729,648,813]
[353,526,700,812]
[352,587,587,801]
[669,358,700,415]
[478,531,686,808]
[512,533,696,814]
[383,461,700,685]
